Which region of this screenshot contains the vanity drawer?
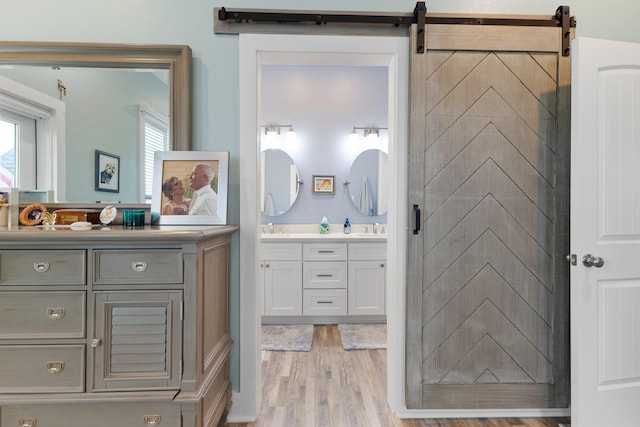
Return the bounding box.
[348,243,386,260]
[0,250,86,285]
[1,401,179,427]
[0,344,85,393]
[303,289,347,316]
[303,261,347,289]
[0,291,85,339]
[303,243,347,261]
[94,249,183,284]
[261,243,302,260]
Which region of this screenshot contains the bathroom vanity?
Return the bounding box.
[260,231,386,324]
[0,225,236,427]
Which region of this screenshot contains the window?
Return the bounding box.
[0,76,65,200]
[0,97,41,190]
[139,105,169,201]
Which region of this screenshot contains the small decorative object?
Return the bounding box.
[0,187,19,226]
[99,206,117,225]
[122,209,145,228]
[54,209,101,225]
[0,197,8,227]
[20,203,47,226]
[69,221,92,230]
[151,151,229,225]
[312,175,335,194]
[95,150,120,193]
[41,211,57,227]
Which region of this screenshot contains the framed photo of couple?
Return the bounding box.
[151,151,229,225]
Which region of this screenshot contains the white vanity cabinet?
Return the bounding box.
[303,243,348,316]
[0,226,236,427]
[261,237,386,322]
[348,243,386,315]
[262,243,303,316]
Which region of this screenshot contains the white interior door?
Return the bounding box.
[571,36,640,426]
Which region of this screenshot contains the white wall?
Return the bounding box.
[4,0,640,392]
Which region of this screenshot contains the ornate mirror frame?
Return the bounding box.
[0,41,192,151]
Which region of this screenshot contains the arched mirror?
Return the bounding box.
[347,149,388,216]
[261,148,300,217]
[0,41,191,202]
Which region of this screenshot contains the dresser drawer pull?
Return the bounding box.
[144,415,161,425]
[47,307,66,320]
[318,250,335,254]
[317,301,333,304]
[33,262,50,273]
[18,419,36,427]
[316,274,333,278]
[46,361,64,374]
[132,261,148,272]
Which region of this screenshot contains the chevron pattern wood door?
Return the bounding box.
[406,24,571,410]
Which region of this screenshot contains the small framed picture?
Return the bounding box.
[312,175,335,194]
[151,151,229,225]
[95,150,120,193]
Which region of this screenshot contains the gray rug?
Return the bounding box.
[261,324,313,351]
[338,323,387,350]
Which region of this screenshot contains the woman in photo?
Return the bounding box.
[161,176,190,215]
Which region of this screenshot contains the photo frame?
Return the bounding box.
[151,151,229,225]
[312,175,335,194]
[95,150,120,193]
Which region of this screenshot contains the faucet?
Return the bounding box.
[373,222,380,235]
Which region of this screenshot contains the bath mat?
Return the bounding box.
[261,324,313,352]
[338,323,387,350]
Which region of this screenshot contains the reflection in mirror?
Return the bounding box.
[0,42,191,203]
[261,149,300,217]
[347,149,388,216]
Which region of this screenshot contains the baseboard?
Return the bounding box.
[226,391,257,423]
[393,407,571,419]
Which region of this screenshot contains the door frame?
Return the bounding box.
[230,34,409,421]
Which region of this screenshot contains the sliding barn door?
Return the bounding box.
[406,21,572,409]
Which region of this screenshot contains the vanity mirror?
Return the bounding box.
[347,148,388,216]
[260,148,300,217]
[0,41,191,203]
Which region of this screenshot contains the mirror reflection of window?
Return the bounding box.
[140,105,169,201]
[347,149,388,216]
[261,148,300,217]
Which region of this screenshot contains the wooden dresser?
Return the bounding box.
[0,225,237,427]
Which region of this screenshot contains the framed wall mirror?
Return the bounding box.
[0,41,191,203]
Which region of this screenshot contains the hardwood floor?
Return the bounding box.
[225,325,570,427]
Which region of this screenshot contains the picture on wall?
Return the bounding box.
[312,175,335,194]
[95,150,120,193]
[151,151,229,225]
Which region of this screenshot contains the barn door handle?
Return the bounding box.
[413,204,421,235]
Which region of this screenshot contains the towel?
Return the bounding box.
[264,192,275,216]
[358,176,373,215]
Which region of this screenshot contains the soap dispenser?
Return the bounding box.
[320,216,330,234]
[343,217,351,234]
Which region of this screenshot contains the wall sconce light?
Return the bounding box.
[263,124,295,137]
[349,126,387,142]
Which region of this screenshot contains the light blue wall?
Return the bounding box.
[4,0,640,392]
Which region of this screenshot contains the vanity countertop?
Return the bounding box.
[261,232,386,242]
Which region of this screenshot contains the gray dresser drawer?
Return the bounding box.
[0,344,85,393]
[0,250,86,285]
[1,401,179,427]
[0,291,85,339]
[94,249,183,284]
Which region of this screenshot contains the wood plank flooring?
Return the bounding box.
[224,325,570,427]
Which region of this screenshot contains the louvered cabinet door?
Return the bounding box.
[91,291,182,391]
